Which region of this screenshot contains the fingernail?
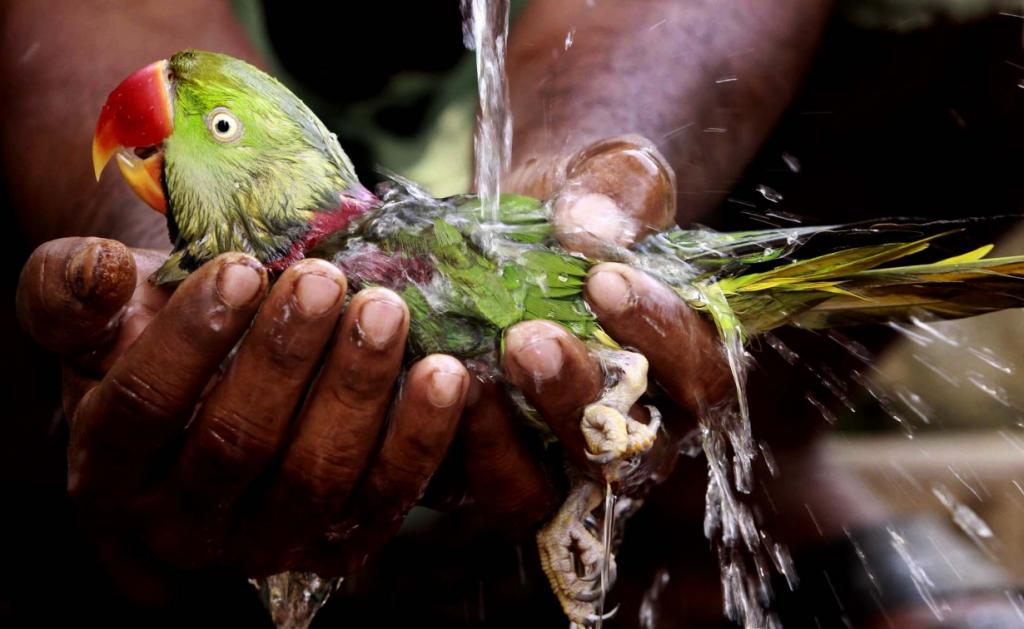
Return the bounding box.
[506,327,564,381]
[358,297,404,349]
[587,270,631,315]
[428,370,464,407]
[216,262,263,308]
[294,273,343,316]
[68,242,103,300]
[566,193,631,245]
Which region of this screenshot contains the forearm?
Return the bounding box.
[1,0,260,249]
[507,0,834,225]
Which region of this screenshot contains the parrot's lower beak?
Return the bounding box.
[92,59,174,214]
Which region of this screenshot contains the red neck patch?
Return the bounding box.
[267,188,378,272]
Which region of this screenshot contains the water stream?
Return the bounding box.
[461,0,513,223]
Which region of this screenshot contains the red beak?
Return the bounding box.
[92,60,174,214]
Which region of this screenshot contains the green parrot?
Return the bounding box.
[93,50,1024,627]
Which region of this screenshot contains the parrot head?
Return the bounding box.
[93,49,376,283]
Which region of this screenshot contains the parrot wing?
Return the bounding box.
[702,235,1024,334]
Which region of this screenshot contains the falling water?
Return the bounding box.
[462,0,513,222]
[255,573,342,629]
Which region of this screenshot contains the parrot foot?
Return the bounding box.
[537,479,618,627]
[581,350,660,476]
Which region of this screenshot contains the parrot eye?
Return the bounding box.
[206,107,243,143]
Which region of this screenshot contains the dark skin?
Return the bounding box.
[5,0,556,598]
[7,0,1016,625]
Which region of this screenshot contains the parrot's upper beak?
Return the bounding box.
[93,59,174,214]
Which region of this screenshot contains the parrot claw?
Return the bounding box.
[586,604,620,623]
[643,404,662,436]
[537,479,618,626]
[584,447,618,465]
[540,349,656,625]
[581,350,660,480]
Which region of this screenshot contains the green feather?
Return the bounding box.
[116,49,1024,367]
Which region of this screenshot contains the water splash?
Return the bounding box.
[462,0,513,222]
[931,483,998,560]
[755,184,783,203]
[254,573,343,629]
[638,568,670,629]
[888,526,948,621]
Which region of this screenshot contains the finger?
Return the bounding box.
[235,288,409,572]
[152,260,347,564]
[93,249,175,374]
[61,362,98,422]
[501,320,604,470]
[309,354,468,574]
[584,263,731,416]
[69,253,267,511]
[16,237,136,355]
[457,376,561,532]
[553,135,677,257]
[60,252,172,436]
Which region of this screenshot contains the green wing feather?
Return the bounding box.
[680,232,1024,336]
[341,183,1024,359]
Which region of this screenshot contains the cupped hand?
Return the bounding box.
[16,237,471,592]
[504,135,732,476]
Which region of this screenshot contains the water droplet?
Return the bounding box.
[638,569,670,629]
[932,483,998,559]
[889,526,947,621]
[755,185,783,203]
[765,334,798,365]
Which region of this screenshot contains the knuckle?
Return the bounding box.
[198,408,280,468]
[281,441,361,503]
[365,462,426,512]
[176,312,233,348]
[331,385,385,419]
[105,370,185,422]
[337,364,392,400]
[260,325,322,372]
[384,430,448,482]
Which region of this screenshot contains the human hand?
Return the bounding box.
[16,237,471,595]
[423,136,703,534]
[506,136,732,467]
[508,134,678,258]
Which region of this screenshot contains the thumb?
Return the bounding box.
[17,237,137,355]
[552,135,677,257]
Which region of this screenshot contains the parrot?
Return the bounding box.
[93,50,1024,627]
